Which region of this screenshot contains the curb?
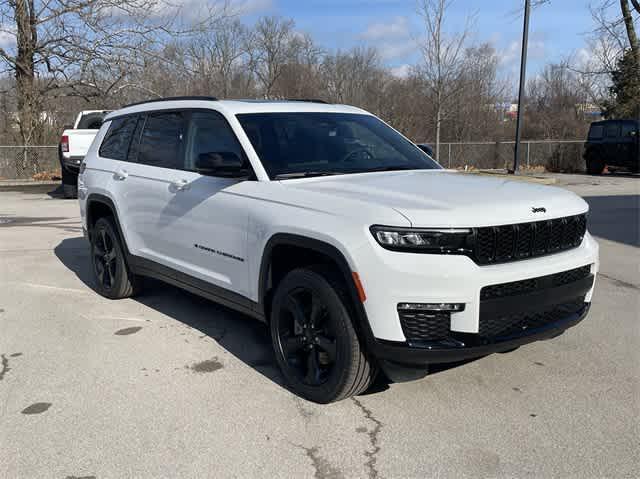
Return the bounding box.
[0,180,59,187]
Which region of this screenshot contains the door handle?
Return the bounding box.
[114,169,128,181]
[171,179,190,191]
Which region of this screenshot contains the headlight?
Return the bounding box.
[370,225,473,254]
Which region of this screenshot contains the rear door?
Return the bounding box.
[603,121,621,165]
[117,110,189,262]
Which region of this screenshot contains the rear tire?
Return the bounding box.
[90,217,140,299]
[586,155,605,175]
[270,267,376,403]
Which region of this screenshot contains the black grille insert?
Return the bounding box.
[478,299,586,338]
[473,214,586,265]
[399,310,450,342]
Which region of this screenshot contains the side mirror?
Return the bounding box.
[195,151,248,178]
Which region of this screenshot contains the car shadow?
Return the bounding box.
[582,195,640,248]
[54,236,287,387]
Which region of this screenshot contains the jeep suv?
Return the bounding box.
[584,119,639,174]
[78,97,599,403]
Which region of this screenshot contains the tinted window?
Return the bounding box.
[605,123,619,138]
[185,111,246,172]
[137,112,186,169]
[127,116,146,163]
[236,113,440,178]
[588,125,604,140]
[99,116,139,161]
[621,122,637,137]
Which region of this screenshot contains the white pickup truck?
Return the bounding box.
[59,110,111,198]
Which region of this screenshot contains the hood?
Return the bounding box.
[284,170,588,227]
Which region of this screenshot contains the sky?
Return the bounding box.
[238,0,605,79]
[0,0,614,80]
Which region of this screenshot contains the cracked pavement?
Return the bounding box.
[0,174,638,478]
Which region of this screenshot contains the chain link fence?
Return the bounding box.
[0,140,587,180]
[0,146,60,180]
[434,140,586,172]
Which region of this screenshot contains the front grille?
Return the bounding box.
[478,299,586,338]
[473,214,586,265]
[480,265,592,301]
[399,310,450,342]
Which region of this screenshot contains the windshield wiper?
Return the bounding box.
[274,171,343,179]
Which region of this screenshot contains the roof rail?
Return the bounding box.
[285,98,330,104]
[122,96,218,108]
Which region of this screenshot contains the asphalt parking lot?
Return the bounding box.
[0,174,638,478]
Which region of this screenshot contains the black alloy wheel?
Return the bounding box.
[90,216,140,299]
[277,287,338,386]
[93,226,117,291]
[270,267,376,403]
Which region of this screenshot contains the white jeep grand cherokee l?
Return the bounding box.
[78,97,599,403]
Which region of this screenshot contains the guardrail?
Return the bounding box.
[0,140,587,180]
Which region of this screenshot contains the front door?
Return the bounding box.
[134,109,251,297]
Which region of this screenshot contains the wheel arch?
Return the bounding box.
[258,233,375,347]
[86,193,131,256]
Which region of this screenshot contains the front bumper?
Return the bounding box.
[371,302,590,366]
[354,232,599,341]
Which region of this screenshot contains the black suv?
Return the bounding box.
[584,119,639,174]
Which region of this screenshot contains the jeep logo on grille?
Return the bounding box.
[532,207,547,213]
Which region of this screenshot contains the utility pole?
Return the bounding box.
[512,0,530,174]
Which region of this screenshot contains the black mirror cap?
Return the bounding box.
[195,151,249,178]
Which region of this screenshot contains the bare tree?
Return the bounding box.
[245,16,295,97]
[415,0,473,158]
[185,18,250,98]
[0,0,226,144]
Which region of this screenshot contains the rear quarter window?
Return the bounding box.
[99,116,139,161]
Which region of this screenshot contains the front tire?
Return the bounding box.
[270,267,376,403]
[90,217,140,299]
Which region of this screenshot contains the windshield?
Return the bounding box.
[236,113,441,179]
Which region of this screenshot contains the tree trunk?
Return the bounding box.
[621,0,639,67]
[14,0,37,145]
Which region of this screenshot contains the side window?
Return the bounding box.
[588,125,604,140]
[137,112,186,169]
[185,111,246,172]
[620,123,637,137]
[127,116,146,163]
[604,123,619,138]
[98,116,139,161]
